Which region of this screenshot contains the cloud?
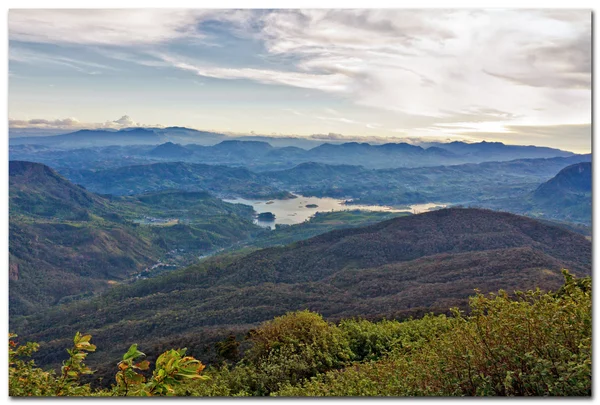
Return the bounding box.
[139,9,590,127]
[9,115,155,130]
[9,47,117,75]
[153,53,351,93]
[9,117,81,128]
[7,9,591,152]
[110,115,138,127]
[453,123,591,153]
[9,9,209,46]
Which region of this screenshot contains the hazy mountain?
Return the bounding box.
[59,162,293,199]
[534,162,591,198]
[265,154,592,206]
[475,162,592,225]
[10,127,578,170]
[12,208,591,374]
[424,140,574,161]
[529,162,592,224]
[9,126,226,148]
[147,142,194,158]
[9,128,166,148]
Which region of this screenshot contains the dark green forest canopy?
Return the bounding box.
[11,208,591,384]
[10,272,591,397]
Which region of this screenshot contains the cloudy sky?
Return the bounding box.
[8,9,591,152]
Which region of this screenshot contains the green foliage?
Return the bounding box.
[9,272,592,396]
[237,310,353,395]
[114,345,206,396]
[276,271,591,396]
[9,332,95,396]
[11,209,591,382]
[339,315,452,362]
[9,333,206,397]
[215,334,241,363]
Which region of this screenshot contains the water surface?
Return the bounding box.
[224,195,447,229]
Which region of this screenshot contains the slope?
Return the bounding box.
[12,208,591,376]
[9,162,263,316]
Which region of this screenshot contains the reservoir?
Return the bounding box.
[224,194,447,229]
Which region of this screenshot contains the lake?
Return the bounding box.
[224,194,448,229]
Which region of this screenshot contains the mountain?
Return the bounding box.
[479,162,592,225]
[265,154,592,206]
[9,161,109,220]
[530,162,591,224]
[9,126,227,148]
[11,128,578,170]
[534,162,592,198]
[158,127,226,146]
[211,140,273,156]
[60,162,293,199]
[12,208,591,377]
[425,140,574,161]
[147,142,194,158]
[9,128,168,148]
[9,161,264,316]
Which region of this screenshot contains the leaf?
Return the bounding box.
[122,344,143,361]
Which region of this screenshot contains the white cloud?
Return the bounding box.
[7,9,592,151]
[253,10,591,121]
[154,53,351,93]
[8,9,210,46]
[9,47,118,74]
[9,115,155,130]
[143,9,590,134]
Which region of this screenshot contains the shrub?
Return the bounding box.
[276,271,591,396]
[9,333,206,397]
[241,310,352,395]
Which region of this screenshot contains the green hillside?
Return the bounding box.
[11,208,591,384]
[9,161,263,316]
[10,271,591,396]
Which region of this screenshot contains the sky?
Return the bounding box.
[8,9,592,152]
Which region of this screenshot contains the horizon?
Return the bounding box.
[7,120,589,154]
[9,9,592,154]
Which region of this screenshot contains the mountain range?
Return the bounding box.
[10,126,576,170]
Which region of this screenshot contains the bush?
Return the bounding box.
[276,271,591,396]
[9,333,206,397]
[339,315,451,362]
[241,310,352,395]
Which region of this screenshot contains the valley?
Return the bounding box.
[10,208,591,386]
[8,132,593,395]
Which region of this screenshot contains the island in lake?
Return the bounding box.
[257,212,276,221]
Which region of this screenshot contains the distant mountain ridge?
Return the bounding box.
[147,142,193,158]
[478,162,592,225]
[10,125,577,170]
[530,162,591,224]
[534,162,591,198]
[59,161,293,199]
[9,126,226,148]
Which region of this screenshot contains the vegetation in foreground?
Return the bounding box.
[9,271,590,397]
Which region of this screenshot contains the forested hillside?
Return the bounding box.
[9,161,263,316]
[10,271,591,396]
[10,208,591,385]
[482,162,592,225]
[60,162,293,199]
